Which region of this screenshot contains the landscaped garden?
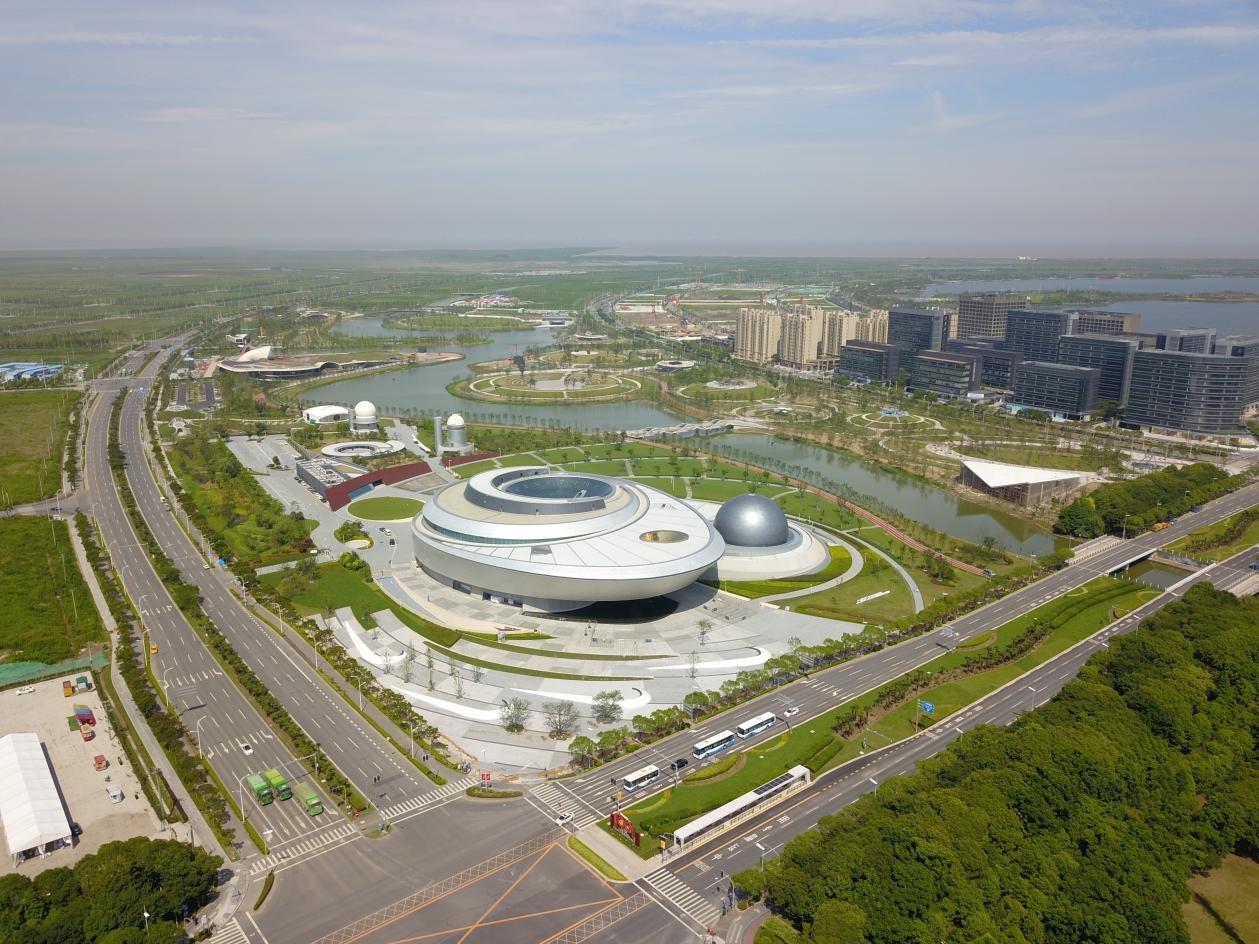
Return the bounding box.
[346,495,425,520]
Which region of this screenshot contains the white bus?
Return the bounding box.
[736,712,777,739]
[622,765,661,793]
[672,766,812,850]
[692,730,736,759]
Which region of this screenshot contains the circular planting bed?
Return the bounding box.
[464,370,640,401]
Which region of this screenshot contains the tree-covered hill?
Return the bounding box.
[738,584,1259,944]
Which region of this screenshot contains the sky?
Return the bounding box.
[3,1,1259,255]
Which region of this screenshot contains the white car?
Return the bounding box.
[15,685,35,696]
[784,706,800,717]
[554,812,573,826]
[241,743,254,756]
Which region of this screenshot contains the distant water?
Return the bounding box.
[921,277,1259,335]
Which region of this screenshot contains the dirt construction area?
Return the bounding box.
[0,674,164,876]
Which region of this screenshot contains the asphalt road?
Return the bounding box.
[536,478,1259,823]
[83,355,333,847]
[654,545,1259,935]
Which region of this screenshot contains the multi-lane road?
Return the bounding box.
[84,347,461,855]
[532,479,1259,828]
[632,546,1259,936]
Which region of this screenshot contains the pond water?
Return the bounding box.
[707,434,1059,557]
[320,318,1060,557]
[1122,559,1194,590]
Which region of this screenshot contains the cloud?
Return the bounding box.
[927,90,1003,131]
[0,31,248,46]
[1072,74,1236,119]
[138,107,281,124]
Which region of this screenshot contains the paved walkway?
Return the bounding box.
[757,532,864,604]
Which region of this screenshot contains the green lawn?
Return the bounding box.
[625,457,706,477]
[0,516,105,664]
[536,447,587,464]
[581,442,671,460]
[689,478,763,502]
[1185,855,1259,944]
[630,476,687,498]
[346,496,425,520]
[787,563,915,622]
[1166,509,1259,562]
[0,389,80,506]
[452,458,499,478]
[716,546,854,598]
[562,460,629,476]
[494,453,547,468]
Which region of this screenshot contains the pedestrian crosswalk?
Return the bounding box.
[378,777,473,820]
[531,781,600,828]
[205,918,249,944]
[249,821,359,875]
[643,867,722,927]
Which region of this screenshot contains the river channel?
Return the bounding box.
[319,316,1059,557]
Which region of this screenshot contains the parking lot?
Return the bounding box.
[0,674,165,875]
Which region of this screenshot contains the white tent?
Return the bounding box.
[0,732,72,863]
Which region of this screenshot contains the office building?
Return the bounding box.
[1009,361,1100,420]
[945,339,1022,390]
[838,341,899,383]
[1069,310,1142,335]
[1055,334,1139,405]
[1123,350,1249,436]
[957,293,1024,339]
[1001,309,1076,363]
[909,351,979,399]
[1215,335,1259,406]
[734,307,781,364]
[1155,327,1217,353]
[779,307,826,369]
[888,308,951,358]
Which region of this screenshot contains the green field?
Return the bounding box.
[629,476,687,498]
[1184,855,1259,944]
[536,447,587,464]
[346,496,425,520]
[0,516,104,664]
[0,389,80,506]
[716,545,853,598]
[689,478,763,502]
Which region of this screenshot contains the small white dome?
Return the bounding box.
[353,400,378,421]
[446,413,466,428]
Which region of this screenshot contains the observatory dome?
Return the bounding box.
[353,400,378,422]
[713,493,789,548]
[446,413,465,428]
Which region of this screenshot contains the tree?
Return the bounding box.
[688,650,699,679]
[597,726,629,758]
[683,690,710,719]
[568,735,597,768]
[543,700,580,739]
[697,618,713,646]
[592,690,624,724]
[500,697,531,733]
[401,641,416,682]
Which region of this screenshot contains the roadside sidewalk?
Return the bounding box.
[573,822,657,882]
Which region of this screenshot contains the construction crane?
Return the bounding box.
[734,266,746,285]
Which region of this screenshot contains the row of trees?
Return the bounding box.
[0,837,220,944]
[738,584,1259,943]
[1055,462,1240,537]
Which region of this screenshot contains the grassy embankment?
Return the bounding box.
[346,496,425,520]
[605,577,1153,859]
[1183,854,1259,944]
[1166,507,1259,563]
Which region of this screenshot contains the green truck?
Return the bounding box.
[245,773,274,806]
[263,768,292,800]
[293,782,323,817]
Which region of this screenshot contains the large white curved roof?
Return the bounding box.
[234,345,273,363]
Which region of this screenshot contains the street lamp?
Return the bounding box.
[194,717,208,759]
[1121,513,1133,541]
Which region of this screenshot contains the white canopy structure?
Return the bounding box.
[0,733,72,863]
[959,458,1081,507]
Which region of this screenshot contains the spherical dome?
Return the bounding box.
[353,400,378,421]
[446,413,465,428]
[713,493,789,548]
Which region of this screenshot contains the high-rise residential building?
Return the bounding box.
[1069,310,1142,335]
[887,308,951,358]
[1123,350,1249,436]
[1055,334,1139,405]
[1001,309,1076,363]
[957,293,1024,339]
[837,341,899,383]
[1215,335,1259,406]
[779,307,826,369]
[1009,362,1101,420]
[1155,327,1217,353]
[734,307,781,364]
[819,307,888,355]
[909,351,979,399]
[945,339,1022,390]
